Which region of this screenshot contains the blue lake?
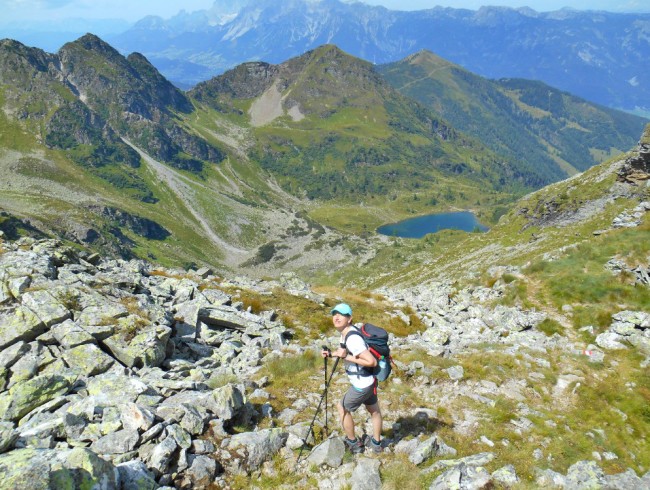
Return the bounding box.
[377,211,489,238]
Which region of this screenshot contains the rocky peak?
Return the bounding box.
[60,33,123,62]
[2,34,222,171]
[191,61,279,101]
[618,123,650,185]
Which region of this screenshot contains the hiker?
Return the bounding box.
[322,303,383,453]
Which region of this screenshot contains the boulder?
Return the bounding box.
[62,343,115,376]
[306,437,345,468]
[103,324,171,368]
[206,384,245,421]
[116,460,158,490]
[224,428,288,472]
[0,371,78,422]
[565,460,606,489]
[0,447,118,490]
[429,462,491,490]
[350,457,382,490]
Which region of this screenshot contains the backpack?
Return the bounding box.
[345,323,393,381]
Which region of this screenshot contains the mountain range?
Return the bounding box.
[103,0,650,116]
[0,33,647,280]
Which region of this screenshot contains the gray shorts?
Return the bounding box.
[341,383,378,412]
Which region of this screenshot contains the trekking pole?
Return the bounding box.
[324,346,329,436]
[296,351,340,467]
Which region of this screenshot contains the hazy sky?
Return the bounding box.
[1,0,648,24]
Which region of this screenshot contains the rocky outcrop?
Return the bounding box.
[0,237,292,488]
[618,123,650,185]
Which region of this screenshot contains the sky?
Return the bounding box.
[1,0,648,25]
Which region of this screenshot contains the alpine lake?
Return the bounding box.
[377,211,488,238]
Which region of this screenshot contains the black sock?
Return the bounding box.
[346,436,358,443]
[371,437,381,444]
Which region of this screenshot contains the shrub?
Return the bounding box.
[537,318,564,336]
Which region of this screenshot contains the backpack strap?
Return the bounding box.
[343,327,374,377]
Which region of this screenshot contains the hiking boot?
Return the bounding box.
[344,437,365,454]
[366,437,383,453]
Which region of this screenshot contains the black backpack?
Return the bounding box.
[345,323,393,381]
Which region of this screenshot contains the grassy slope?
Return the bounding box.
[378,51,648,187]
[209,149,649,488]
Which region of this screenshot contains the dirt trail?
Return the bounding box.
[125,141,248,261]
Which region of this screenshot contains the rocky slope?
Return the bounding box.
[0,219,648,488]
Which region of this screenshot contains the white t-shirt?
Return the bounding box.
[342,330,375,389]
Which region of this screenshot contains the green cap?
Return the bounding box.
[330,303,352,316]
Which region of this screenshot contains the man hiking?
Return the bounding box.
[322,303,383,454]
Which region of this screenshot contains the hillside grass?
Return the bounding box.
[218,151,650,487]
[228,335,650,489]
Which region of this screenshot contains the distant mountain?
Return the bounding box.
[109,0,650,114]
[190,44,532,198]
[377,50,648,182]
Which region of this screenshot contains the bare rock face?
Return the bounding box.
[618,123,650,185]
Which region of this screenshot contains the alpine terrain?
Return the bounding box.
[0,27,649,490]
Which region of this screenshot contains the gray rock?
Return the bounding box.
[76,302,129,328]
[565,460,606,489]
[182,454,219,488]
[179,404,209,436]
[492,464,519,486]
[421,327,451,346]
[102,324,171,369]
[116,460,158,490]
[0,371,78,422]
[92,428,140,455]
[642,471,650,487]
[428,452,495,472]
[306,437,345,468]
[86,373,158,405]
[596,332,629,350]
[18,416,65,443]
[148,435,178,476]
[51,319,96,348]
[120,403,156,433]
[140,422,166,445]
[191,439,215,454]
[206,384,245,421]
[0,342,30,370]
[350,457,382,490]
[0,422,18,454]
[165,423,192,450]
[429,462,491,490]
[0,447,119,490]
[0,295,70,349]
[62,343,115,376]
[446,365,464,381]
[604,468,648,489]
[409,436,441,465]
[225,428,288,472]
[7,341,55,387]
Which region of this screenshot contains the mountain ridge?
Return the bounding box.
[106,1,650,114]
[378,49,648,185]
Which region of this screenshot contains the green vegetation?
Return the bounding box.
[378,51,648,187]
